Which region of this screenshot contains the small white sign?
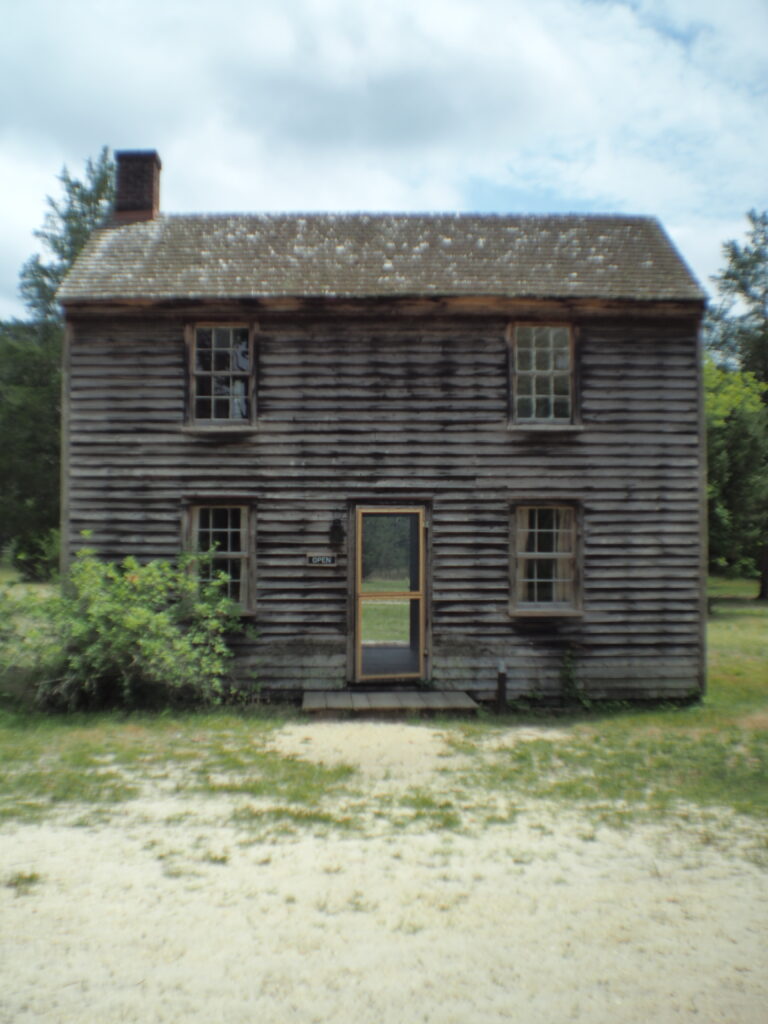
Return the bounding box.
[306,553,337,567]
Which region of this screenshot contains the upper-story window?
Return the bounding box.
[510,324,574,425]
[187,325,256,426]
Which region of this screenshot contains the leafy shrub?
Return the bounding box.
[0,549,240,710]
[12,528,60,582]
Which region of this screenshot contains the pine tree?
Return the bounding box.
[19,147,115,323]
[0,148,114,578]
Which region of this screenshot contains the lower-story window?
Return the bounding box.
[511,504,579,614]
[189,504,252,608]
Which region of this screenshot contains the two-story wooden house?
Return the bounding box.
[58,150,707,705]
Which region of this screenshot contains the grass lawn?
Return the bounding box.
[0,573,765,842]
[0,564,19,586]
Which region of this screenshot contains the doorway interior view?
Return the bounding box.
[354,507,426,682]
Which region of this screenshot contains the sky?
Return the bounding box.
[1,0,767,319]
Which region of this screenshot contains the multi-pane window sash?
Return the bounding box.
[514,325,573,422]
[193,326,250,422]
[515,506,576,608]
[196,506,248,605]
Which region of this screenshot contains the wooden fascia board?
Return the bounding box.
[60,294,706,324]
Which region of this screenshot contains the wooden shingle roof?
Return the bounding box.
[58,212,704,305]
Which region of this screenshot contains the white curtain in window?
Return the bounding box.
[517,508,532,603]
[554,508,574,604]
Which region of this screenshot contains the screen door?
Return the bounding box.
[355,507,426,682]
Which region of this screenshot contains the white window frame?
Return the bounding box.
[508,323,576,426]
[186,323,257,428]
[510,503,581,616]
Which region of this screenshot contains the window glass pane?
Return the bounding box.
[195,398,212,419]
[517,397,533,419]
[211,530,228,550]
[553,398,570,419]
[517,349,533,371]
[535,397,551,418]
[538,508,554,532]
[552,328,569,347]
[536,530,555,553]
[213,328,231,349]
[209,508,226,530]
[554,349,570,371]
[204,557,241,601]
[535,347,552,371]
[196,328,212,349]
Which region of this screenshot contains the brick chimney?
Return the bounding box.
[113,150,161,224]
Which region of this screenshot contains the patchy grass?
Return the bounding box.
[707,574,762,600]
[446,584,767,827]
[0,577,764,845]
[4,870,43,895]
[459,729,766,821]
[190,743,355,804]
[0,709,345,824]
[396,789,463,830]
[231,804,355,835]
[0,712,284,823]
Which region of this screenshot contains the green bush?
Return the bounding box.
[0,549,240,710]
[12,528,60,582]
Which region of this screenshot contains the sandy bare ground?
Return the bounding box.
[1,721,766,1023]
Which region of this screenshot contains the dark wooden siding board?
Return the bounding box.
[63,316,704,697]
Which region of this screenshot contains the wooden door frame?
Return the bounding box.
[348,503,431,684]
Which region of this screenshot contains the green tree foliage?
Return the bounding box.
[0,321,61,577]
[0,149,114,578]
[708,210,768,385]
[706,210,768,598]
[19,148,115,323]
[0,550,239,710]
[704,357,768,579]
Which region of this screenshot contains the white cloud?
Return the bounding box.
[1,0,766,315]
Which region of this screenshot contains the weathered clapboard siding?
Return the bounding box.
[62,309,704,700]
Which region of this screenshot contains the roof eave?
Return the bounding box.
[59,291,706,321]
